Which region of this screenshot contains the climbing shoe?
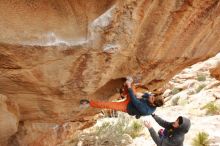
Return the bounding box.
[79,99,90,109]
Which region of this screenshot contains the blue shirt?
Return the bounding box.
[127,88,156,118]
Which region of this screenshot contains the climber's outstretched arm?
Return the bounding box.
[127,86,152,115]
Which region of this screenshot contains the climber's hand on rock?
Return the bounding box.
[125,81,132,88]
[125,76,133,88]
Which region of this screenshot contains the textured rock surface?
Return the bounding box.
[210,63,220,80]
[0,0,116,45]
[1,0,220,145]
[8,121,86,146]
[0,94,19,144]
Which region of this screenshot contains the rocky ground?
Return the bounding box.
[69,53,220,146]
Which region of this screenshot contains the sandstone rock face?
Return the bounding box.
[0,94,19,144]
[210,63,220,80]
[8,121,87,146]
[0,0,116,45]
[1,0,220,145]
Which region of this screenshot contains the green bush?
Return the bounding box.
[96,121,111,135]
[172,96,180,106]
[178,99,188,106]
[128,121,144,138]
[197,74,206,81]
[203,102,220,115]
[171,88,180,95]
[77,113,144,145]
[192,132,210,146]
[196,84,206,93]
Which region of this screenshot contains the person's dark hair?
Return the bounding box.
[153,96,164,107]
[178,116,183,125]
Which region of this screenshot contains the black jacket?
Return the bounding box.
[148,115,191,146]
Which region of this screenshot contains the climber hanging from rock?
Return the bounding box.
[80,76,164,119]
[144,114,191,146]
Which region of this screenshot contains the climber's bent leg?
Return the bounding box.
[80,83,136,111]
[90,97,130,112]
